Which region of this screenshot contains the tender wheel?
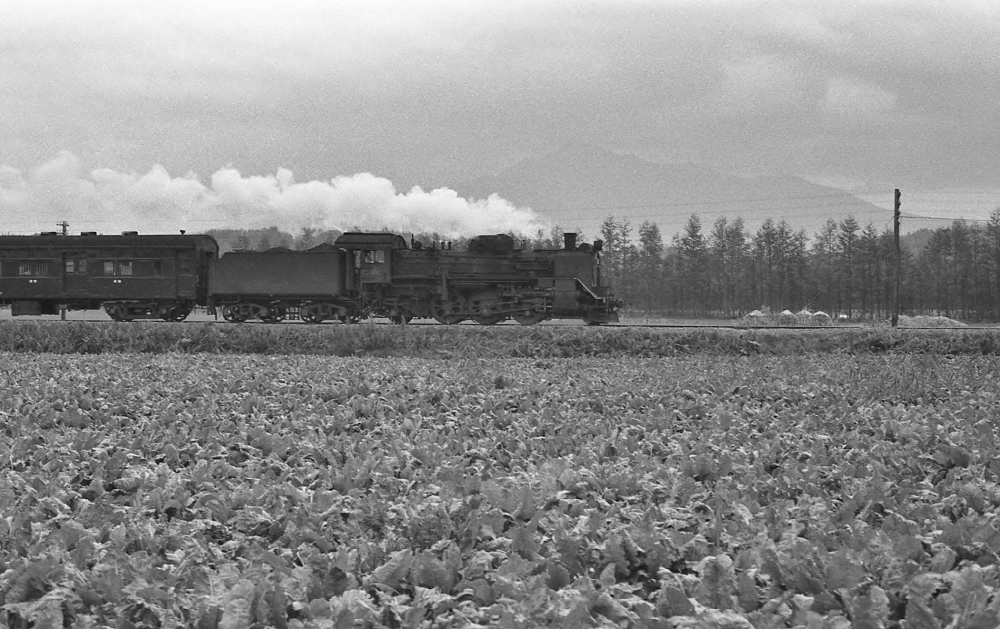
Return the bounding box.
[222,306,246,323]
[301,309,324,323]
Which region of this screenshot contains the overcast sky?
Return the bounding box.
[2,0,998,235]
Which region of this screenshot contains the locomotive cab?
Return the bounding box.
[334,232,408,290]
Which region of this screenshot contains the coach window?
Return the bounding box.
[19,261,49,276]
[363,250,385,264]
[102,261,135,276]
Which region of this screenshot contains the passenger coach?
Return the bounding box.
[0,232,219,320]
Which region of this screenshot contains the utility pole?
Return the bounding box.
[892,189,901,327]
[57,221,69,236]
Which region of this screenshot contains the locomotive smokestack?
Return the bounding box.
[564,232,577,250]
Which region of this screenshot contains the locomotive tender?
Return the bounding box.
[0,230,619,325]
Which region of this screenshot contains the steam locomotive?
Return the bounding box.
[0,230,620,325]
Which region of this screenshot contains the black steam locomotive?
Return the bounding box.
[0,230,619,325]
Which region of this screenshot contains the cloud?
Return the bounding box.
[2,2,999,190]
[0,153,549,237]
[823,77,897,120]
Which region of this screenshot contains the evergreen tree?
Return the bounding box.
[637,221,664,313]
[837,217,860,317]
[677,214,708,314]
[988,209,1000,318]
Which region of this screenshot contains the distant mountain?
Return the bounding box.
[449,143,891,241]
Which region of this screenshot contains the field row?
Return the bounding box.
[3,352,1000,627]
[2,319,1000,357]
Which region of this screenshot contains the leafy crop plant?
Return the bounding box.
[2,351,1000,627]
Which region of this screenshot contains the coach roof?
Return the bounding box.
[0,233,219,251]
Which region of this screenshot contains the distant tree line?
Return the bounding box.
[599,209,1000,322]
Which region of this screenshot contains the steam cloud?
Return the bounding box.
[1,152,550,237]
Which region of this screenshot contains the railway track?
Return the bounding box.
[3,310,992,331]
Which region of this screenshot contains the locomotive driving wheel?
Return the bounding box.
[434,313,466,325]
[432,298,466,325]
[513,310,546,325]
[472,314,504,325]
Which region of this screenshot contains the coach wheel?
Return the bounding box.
[472,314,504,325]
[514,310,545,326]
[162,307,190,322]
[107,305,133,322]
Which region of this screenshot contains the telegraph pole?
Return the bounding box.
[892,189,901,327]
[57,221,69,236]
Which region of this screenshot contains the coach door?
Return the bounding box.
[63,253,88,296]
[176,250,196,298]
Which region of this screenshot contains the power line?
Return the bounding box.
[544,193,895,216]
[900,213,994,223]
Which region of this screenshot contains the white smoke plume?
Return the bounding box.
[0,152,550,238]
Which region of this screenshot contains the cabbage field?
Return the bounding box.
[2,322,1000,627]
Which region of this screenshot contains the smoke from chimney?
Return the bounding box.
[1,151,550,237]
